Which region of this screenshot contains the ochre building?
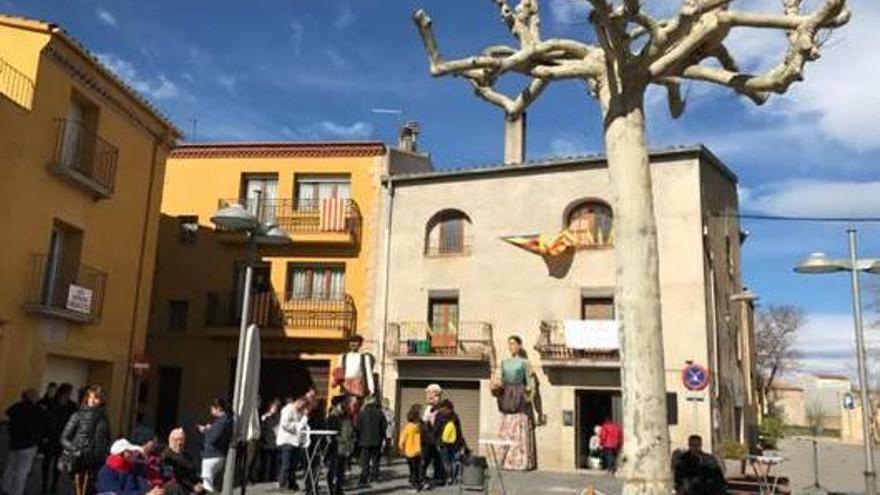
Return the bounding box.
[144,138,430,433]
[0,15,180,428]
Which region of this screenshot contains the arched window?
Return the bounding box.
[425,209,471,256]
[566,201,613,248]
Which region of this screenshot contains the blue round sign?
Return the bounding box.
[682,364,710,391]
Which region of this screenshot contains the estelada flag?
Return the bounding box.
[502,229,576,256]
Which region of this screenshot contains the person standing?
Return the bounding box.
[42,383,77,494]
[38,383,57,411]
[256,399,281,483]
[380,398,395,466]
[2,389,44,495]
[398,404,423,492]
[355,397,386,487]
[60,385,112,495]
[326,396,356,495]
[420,384,445,488]
[333,335,376,398]
[599,417,622,473]
[197,398,232,492]
[162,428,204,494]
[435,400,466,485]
[276,389,314,492]
[493,335,537,471]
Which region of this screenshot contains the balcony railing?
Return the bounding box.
[386,321,495,362]
[534,320,620,365]
[51,119,119,198]
[217,198,361,242]
[23,253,107,324]
[0,56,35,110]
[205,291,356,336]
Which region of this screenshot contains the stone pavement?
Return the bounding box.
[776,437,879,495]
[245,460,622,495]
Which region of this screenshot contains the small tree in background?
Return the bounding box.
[756,304,806,414]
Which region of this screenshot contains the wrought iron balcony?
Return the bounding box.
[0,56,35,110]
[386,321,495,362]
[216,198,361,243]
[205,291,356,337]
[534,320,620,367]
[23,253,107,324]
[50,119,118,198]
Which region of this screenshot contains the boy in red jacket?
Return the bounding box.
[599,418,622,473]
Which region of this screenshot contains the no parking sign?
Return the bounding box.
[681,363,710,391]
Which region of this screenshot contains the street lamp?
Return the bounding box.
[795,229,878,495]
[211,199,289,495]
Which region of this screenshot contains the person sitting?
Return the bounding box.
[672,434,727,495]
[162,429,203,494]
[95,439,164,495]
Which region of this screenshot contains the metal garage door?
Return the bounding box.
[397,380,481,448]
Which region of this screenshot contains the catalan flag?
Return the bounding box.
[501,229,577,256]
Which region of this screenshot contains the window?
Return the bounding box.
[42,221,84,307]
[666,392,678,425]
[168,300,189,332]
[425,210,471,256]
[286,264,345,300]
[240,174,278,225]
[177,215,199,244]
[582,297,614,320]
[59,94,100,175]
[295,175,351,211]
[566,201,613,248]
[429,297,459,334]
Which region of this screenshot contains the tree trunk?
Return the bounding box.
[602,87,672,495]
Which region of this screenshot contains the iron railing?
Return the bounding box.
[534,320,620,362]
[386,321,495,361]
[217,198,361,241]
[24,253,107,323]
[205,291,356,336]
[0,56,35,110]
[51,119,119,197]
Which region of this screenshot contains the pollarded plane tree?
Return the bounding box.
[412,0,849,493]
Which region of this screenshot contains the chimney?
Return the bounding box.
[398,121,420,152]
[504,113,526,165]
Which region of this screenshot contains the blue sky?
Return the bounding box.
[5,0,879,376]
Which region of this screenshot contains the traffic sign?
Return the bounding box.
[681,363,710,391]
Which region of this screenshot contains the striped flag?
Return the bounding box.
[319,198,347,232]
[502,229,577,256]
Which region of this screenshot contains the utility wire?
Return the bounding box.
[712,212,880,223]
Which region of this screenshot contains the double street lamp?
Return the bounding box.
[795,228,880,495]
[211,199,289,495]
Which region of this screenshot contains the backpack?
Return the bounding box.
[441,421,457,445]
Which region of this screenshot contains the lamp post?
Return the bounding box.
[211,199,289,495]
[795,228,880,495]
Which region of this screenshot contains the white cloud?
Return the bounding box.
[549,136,587,156]
[96,8,117,28]
[795,313,880,378]
[334,3,355,29]
[290,20,305,56]
[95,53,179,100]
[323,48,348,69]
[312,121,373,140]
[216,74,238,93]
[741,179,880,218]
[548,0,589,25]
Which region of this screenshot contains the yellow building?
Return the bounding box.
[0,15,180,428]
[144,134,430,433]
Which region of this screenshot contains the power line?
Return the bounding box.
[712,212,880,223]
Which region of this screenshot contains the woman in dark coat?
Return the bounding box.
[60,385,112,495]
[42,383,78,494]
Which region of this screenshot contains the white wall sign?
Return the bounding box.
[66,284,93,314]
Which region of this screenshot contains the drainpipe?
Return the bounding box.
[121,134,164,433]
[377,176,395,395]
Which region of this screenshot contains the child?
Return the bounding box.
[435,400,466,485]
[398,404,423,492]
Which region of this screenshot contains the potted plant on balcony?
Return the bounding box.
[716,440,747,477]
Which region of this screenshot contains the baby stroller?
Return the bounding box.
[458,454,489,493]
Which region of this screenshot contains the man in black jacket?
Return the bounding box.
[198,398,232,492]
[162,428,204,494]
[2,389,44,495]
[355,397,387,487]
[672,435,727,495]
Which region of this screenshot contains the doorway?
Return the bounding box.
[155,366,182,438]
[575,389,622,469]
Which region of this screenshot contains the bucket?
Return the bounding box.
[461,455,488,489]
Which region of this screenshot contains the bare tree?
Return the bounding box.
[411,1,848,493]
[756,304,805,415]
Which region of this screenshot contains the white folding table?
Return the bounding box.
[748,454,785,495]
[303,430,337,495]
